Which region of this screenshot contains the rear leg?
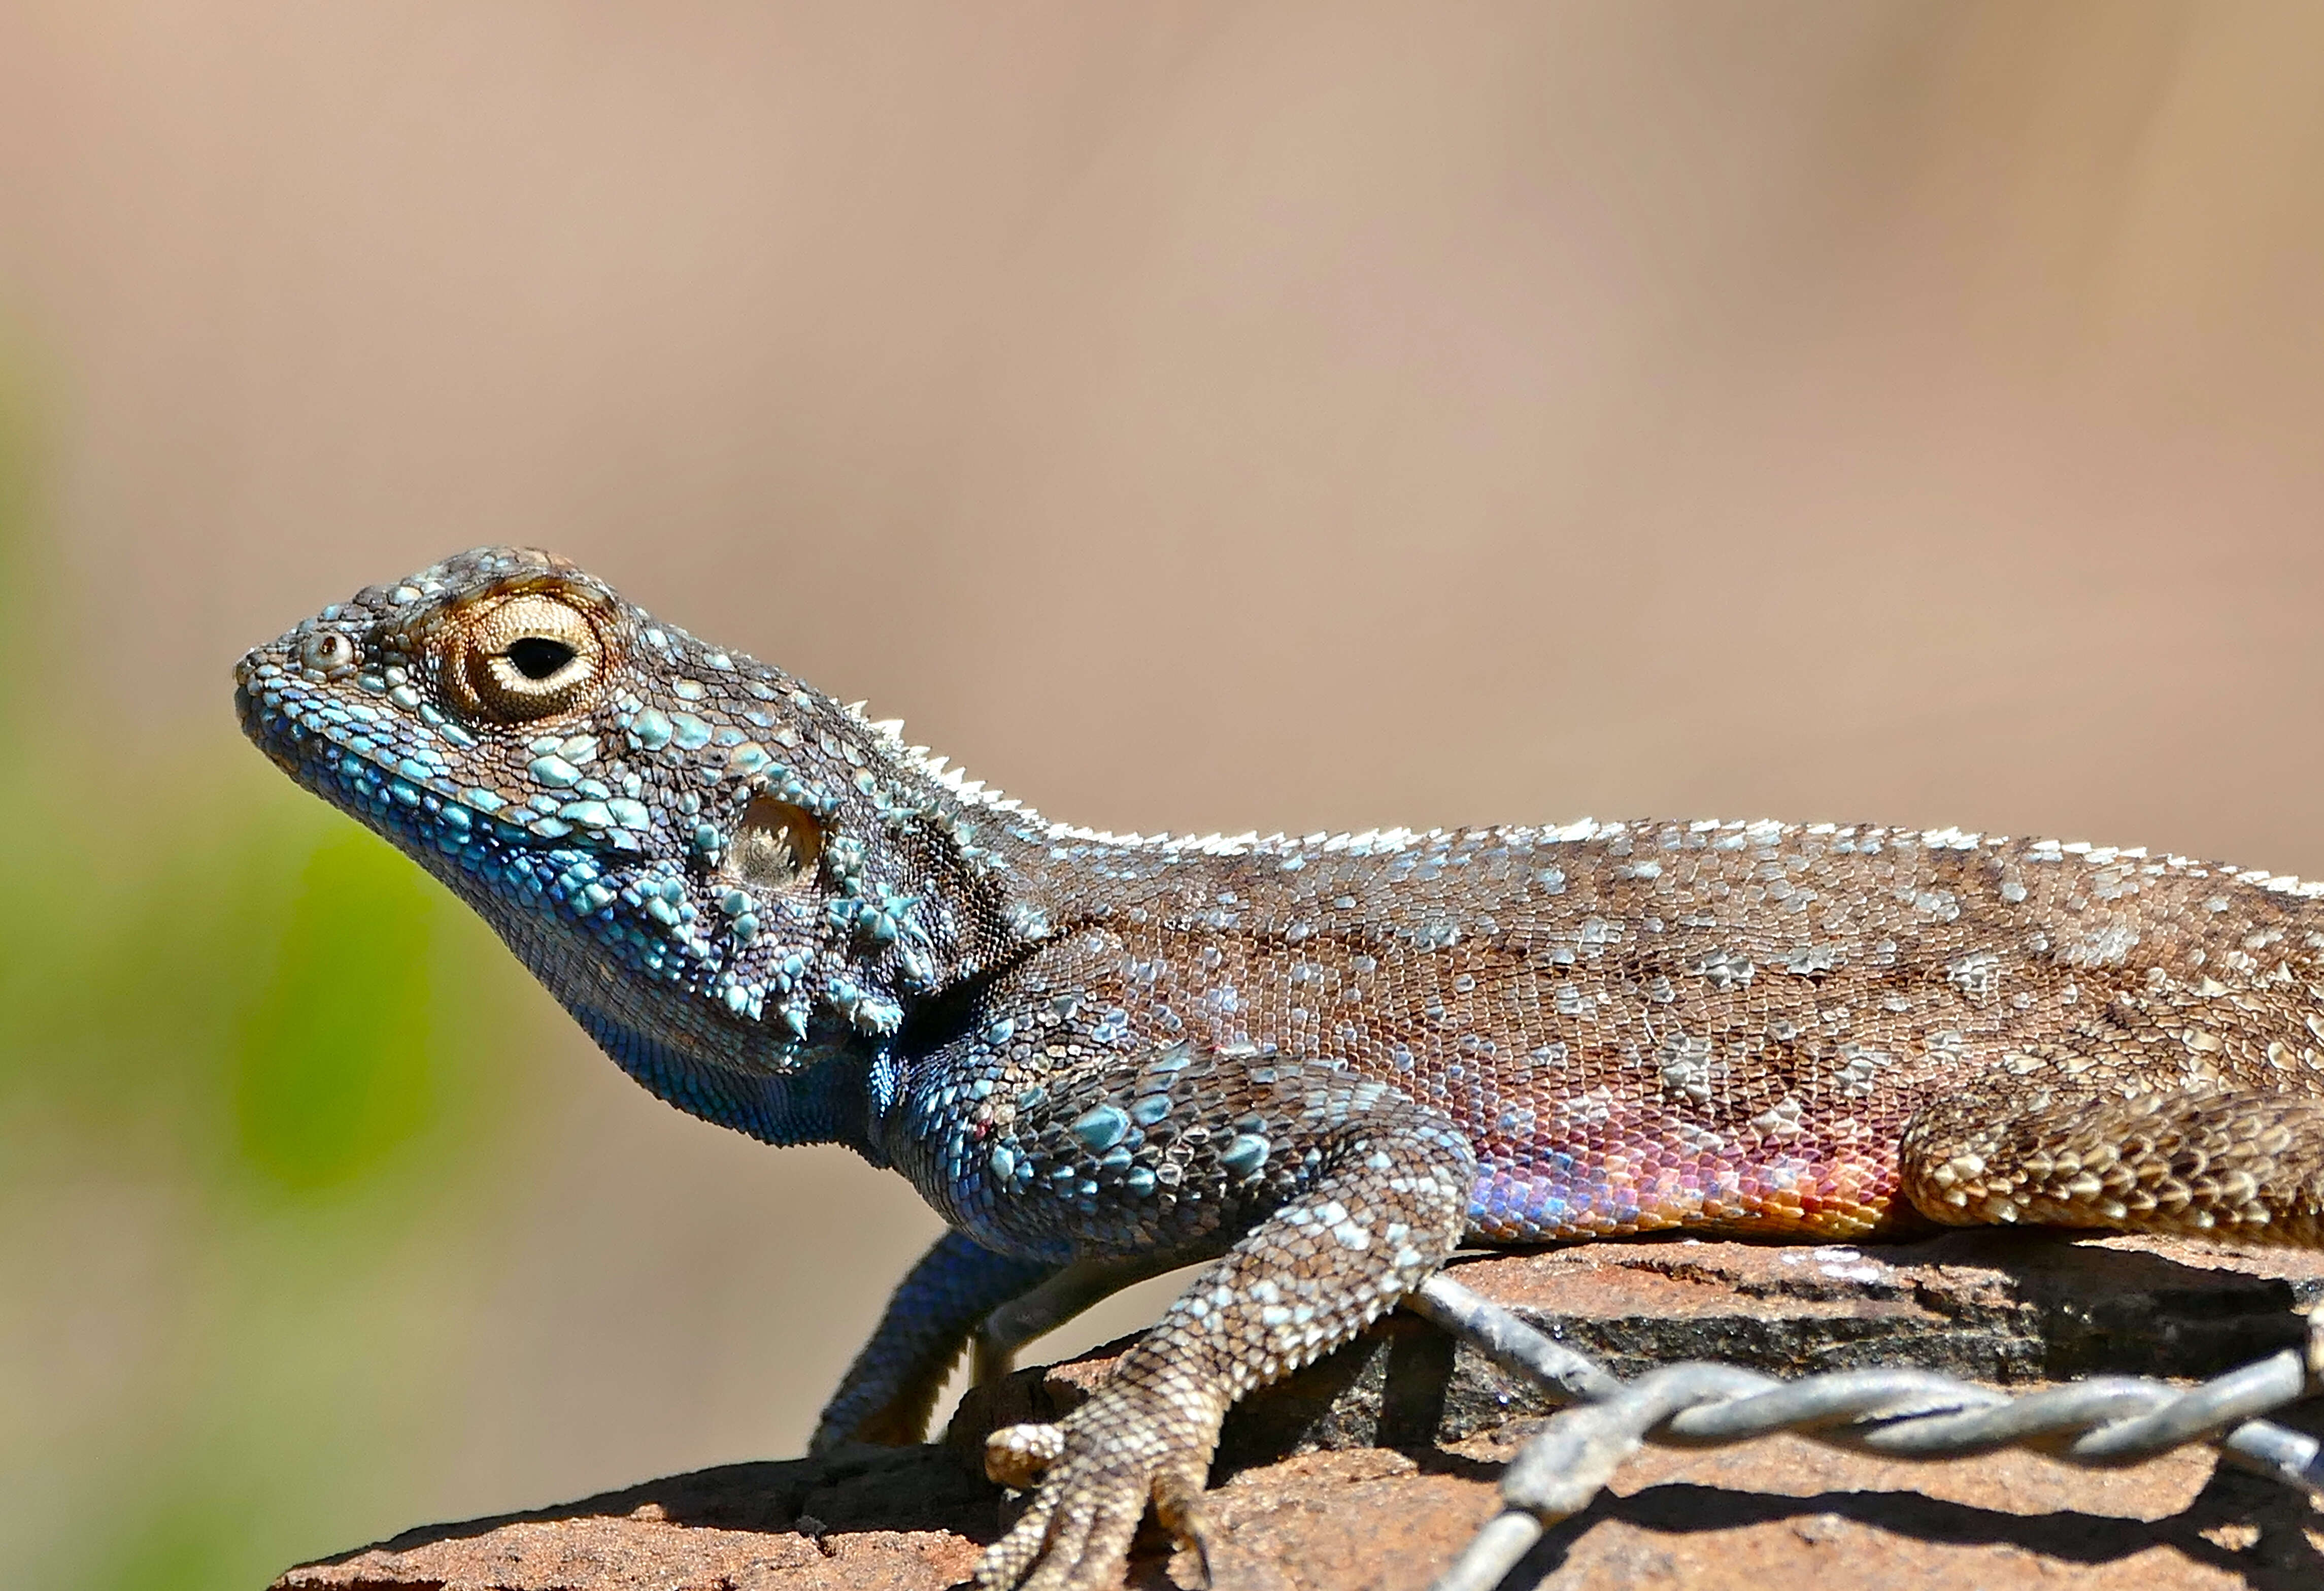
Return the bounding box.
[1900,1082,2324,1245]
[812,1232,1056,1451]
[970,1251,1197,1389]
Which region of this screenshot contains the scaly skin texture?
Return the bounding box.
[238,548,2324,1589]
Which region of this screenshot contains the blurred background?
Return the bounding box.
[5,3,2324,1586]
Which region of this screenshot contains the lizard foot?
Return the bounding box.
[976,1380,1223,1591]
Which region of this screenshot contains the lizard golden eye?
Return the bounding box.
[442,592,604,722]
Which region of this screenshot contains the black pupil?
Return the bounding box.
[506,636,576,681]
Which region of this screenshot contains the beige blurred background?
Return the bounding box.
[5,4,2324,1586]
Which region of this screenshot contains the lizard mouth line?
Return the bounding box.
[233,666,452,834]
[237,651,662,876]
[232,675,307,772]
[234,674,357,790]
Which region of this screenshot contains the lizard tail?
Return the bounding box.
[1899,1084,2324,1245]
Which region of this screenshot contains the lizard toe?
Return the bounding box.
[975,1387,1216,1591]
[979,1479,1127,1591]
[1152,1457,1220,1587]
[985,1420,1068,1491]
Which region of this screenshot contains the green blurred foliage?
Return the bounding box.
[236,831,446,1192]
[0,359,544,1587]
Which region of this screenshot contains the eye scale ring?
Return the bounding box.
[439,589,607,722]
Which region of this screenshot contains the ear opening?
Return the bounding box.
[725,795,824,890]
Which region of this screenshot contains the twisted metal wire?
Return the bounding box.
[1409,1272,2324,1591]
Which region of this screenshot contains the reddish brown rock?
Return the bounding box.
[276,1234,2324,1590]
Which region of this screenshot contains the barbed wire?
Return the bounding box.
[1408,1272,2324,1591]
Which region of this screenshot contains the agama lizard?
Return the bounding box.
[238,547,2324,1590]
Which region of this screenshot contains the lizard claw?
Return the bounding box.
[1152,1467,1219,1588]
[976,1388,1222,1590]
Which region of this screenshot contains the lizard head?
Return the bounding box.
[235,546,1027,1077]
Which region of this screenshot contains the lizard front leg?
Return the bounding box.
[813,1231,1056,1451]
[972,1068,1475,1591]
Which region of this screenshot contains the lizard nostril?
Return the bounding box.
[299,629,359,678]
